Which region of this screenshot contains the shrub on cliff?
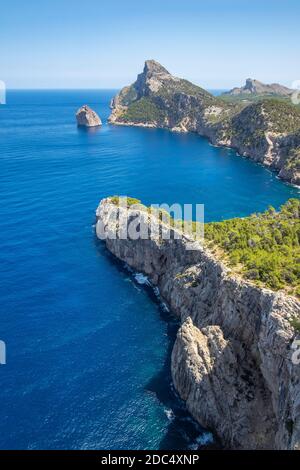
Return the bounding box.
[122,97,165,124]
[205,199,300,295]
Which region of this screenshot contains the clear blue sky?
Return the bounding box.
[1,0,299,89]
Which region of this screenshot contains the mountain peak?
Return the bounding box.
[143,60,170,77]
[226,78,293,96]
[245,78,263,92]
[245,78,260,85]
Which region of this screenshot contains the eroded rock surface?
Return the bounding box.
[76,105,102,127]
[96,199,300,450]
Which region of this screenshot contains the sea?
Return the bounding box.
[0,90,298,449]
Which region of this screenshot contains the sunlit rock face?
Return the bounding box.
[109,60,300,186]
[76,105,102,127]
[96,198,300,450]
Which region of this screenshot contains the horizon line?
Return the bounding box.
[5,86,229,91]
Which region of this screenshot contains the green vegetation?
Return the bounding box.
[244,99,300,134]
[109,196,142,207]
[260,100,300,133]
[220,93,300,111]
[176,79,209,96]
[289,316,300,333]
[118,85,138,106]
[220,93,289,104]
[286,147,300,170]
[122,97,165,123]
[108,196,300,295]
[205,199,300,295]
[164,78,214,100]
[226,100,300,150]
[119,76,224,125]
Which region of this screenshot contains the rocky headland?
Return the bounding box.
[224,78,293,97]
[109,60,300,186]
[96,197,300,450]
[76,105,102,127]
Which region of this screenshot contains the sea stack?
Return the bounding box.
[76,105,102,127]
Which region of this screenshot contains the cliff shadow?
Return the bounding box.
[94,236,217,450]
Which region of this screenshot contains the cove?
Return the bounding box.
[0,90,298,450]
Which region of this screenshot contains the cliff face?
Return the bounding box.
[96,199,300,450]
[228,102,300,185]
[76,105,102,127]
[109,61,300,185]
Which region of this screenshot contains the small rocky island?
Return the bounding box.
[109,60,300,185]
[76,105,102,127]
[96,196,300,450]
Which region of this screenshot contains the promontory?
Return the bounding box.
[109,60,300,185]
[96,196,300,450]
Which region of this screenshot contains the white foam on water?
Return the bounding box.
[153,286,160,297]
[188,431,214,450]
[152,285,170,312]
[164,408,175,421]
[134,273,150,285]
[161,302,170,313]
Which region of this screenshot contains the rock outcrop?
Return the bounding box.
[76,105,102,127]
[224,78,293,97]
[109,60,300,185]
[96,198,300,450]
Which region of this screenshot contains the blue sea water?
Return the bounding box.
[0,90,298,450]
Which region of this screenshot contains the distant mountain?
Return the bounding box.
[109,60,300,185]
[224,78,293,97]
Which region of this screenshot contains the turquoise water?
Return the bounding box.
[0,90,298,450]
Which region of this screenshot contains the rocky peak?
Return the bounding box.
[226,78,293,96]
[245,78,260,92]
[134,59,174,96]
[143,60,170,78]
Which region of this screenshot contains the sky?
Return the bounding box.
[1,0,300,90]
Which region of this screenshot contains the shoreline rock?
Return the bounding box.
[96,198,300,450]
[76,105,102,127]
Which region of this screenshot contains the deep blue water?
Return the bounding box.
[0,90,298,450]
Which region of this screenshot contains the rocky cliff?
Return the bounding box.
[96,198,300,450]
[109,60,300,185]
[76,105,102,127]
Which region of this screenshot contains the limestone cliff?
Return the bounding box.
[109,61,300,186]
[96,198,300,450]
[76,105,102,127]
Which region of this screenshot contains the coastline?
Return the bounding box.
[108,120,300,189]
[108,60,300,188]
[98,243,217,450]
[96,198,300,450]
